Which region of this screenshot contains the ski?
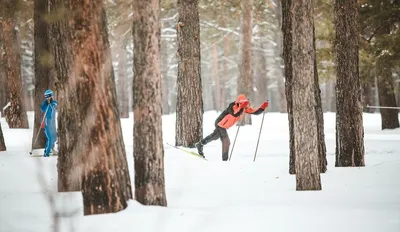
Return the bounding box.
[166,143,208,160]
[30,154,58,157]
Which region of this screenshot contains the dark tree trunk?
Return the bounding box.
[132,0,167,206]
[376,59,399,129]
[32,0,52,149]
[118,43,129,118]
[281,0,296,174]
[0,0,29,129]
[292,0,321,191]
[362,82,375,113]
[0,123,6,151]
[175,0,203,147]
[0,45,7,113]
[334,0,365,167]
[50,1,132,215]
[237,0,253,126]
[49,0,80,192]
[313,24,327,173]
[327,80,336,112]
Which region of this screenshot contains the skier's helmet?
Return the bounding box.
[44,89,54,98]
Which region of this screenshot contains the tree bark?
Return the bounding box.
[237,0,253,126]
[255,24,268,106]
[212,44,221,111]
[0,0,29,129]
[292,0,321,191]
[362,82,375,113]
[222,32,229,108]
[32,0,52,149]
[118,43,129,118]
[313,24,327,173]
[0,123,6,151]
[376,59,399,129]
[132,0,167,206]
[0,45,7,113]
[50,1,132,215]
[175,0,203,147]
[281,0,296,174]
[334,0,365,167]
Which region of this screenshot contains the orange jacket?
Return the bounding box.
[216,94,265,129]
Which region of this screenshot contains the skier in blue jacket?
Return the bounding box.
[41,89,58,157]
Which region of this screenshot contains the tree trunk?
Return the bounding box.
[118,43,129,118]
[282,0,296,174]
[362,82,375,113]
[0,0,29,129]
[222,34,228,108]
[326,80,336,112]
[0,123,6,151]
[212,44,221,111]
[0,46,7,113]
[175,0,203,147]
[32,0,52,149]
[237,0,253,126]
[291,0,321,191]
[132,0,167,206]
[334,0,365,167]
[376,59,399,129]
[313,24,327,173]
[255,26,268,106]
[50,1,132,215]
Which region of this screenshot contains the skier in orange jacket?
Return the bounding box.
[195,94,268,161]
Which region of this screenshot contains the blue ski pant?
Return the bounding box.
[44,118,57,155]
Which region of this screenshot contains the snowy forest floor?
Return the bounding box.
[0,111,399,232]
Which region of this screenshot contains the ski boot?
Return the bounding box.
[195,141,205,158]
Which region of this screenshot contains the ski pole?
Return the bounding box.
[228,123,241,161]
[30,106,49,155]
[253,109,266,162]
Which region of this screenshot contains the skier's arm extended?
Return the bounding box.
[245,101,269,115]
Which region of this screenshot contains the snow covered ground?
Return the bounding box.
[0,111,399,232]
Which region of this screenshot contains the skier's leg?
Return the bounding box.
[218,128,230,161]
[196,128,220,156]
[44,124,51,157]
[49,121,57,154]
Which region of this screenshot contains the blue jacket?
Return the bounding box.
[41,99,58,120]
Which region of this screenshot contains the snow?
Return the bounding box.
[0,111,399,232]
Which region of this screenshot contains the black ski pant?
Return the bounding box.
[201,126,230,161]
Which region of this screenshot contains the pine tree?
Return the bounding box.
[0,0,29,129]
[281,0,296,174]
[359,0,400,129]
[49,0,132,215]
[132,0,168,206]
[237,0,253,126]
[292,0,322,190]
[32,0,52,149]
[334,0,365,167]
[175,0,203,147]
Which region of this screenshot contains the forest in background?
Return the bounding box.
[1,0,398,115]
